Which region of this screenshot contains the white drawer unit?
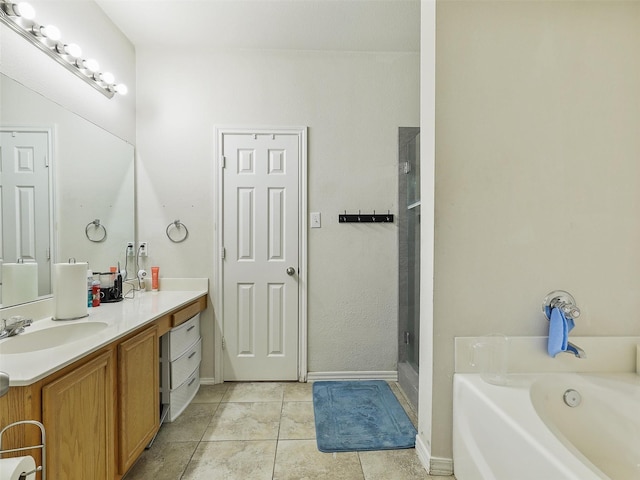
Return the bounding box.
[170,338,201,388]
[168,368,200,422]
[160,313,201,422]
[166,314,200,361]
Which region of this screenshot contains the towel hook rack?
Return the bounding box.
[338,210,394,223]
[166,219,189,243]
[85,219,107,242]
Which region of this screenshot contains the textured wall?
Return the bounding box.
[135,49,420,379]
[429,0,640,462]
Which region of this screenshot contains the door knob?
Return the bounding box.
[286,267,296,276]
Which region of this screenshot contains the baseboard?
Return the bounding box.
[306,371,398,382]
[201,373,399,384]
[415,434,431,472]
[415,434,454,476]
[430,456,454,476]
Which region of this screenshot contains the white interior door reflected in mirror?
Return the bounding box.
[0,129,52,306]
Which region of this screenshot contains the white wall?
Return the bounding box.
[417,0,436,470]
[0,0,135,143]
[135,48,420,380]
[425,0,640,465]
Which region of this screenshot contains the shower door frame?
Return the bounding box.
[397,126,420,409]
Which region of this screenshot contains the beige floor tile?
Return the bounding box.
[359,449,430,480]
[389,382,418,427]
[123,441,198,480]
[283,381,313,401]
[273,439,364,480]
[222,382,285,402]
[279,401,316,440]
[192,383,229,403]
[182,440,277,480]
[125,382,457,480]
[202,401,282,441]
[154,403,217,445]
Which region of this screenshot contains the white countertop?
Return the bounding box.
[0,288,207,386]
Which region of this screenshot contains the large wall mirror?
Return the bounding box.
[0,73,135,308]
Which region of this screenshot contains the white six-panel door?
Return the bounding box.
[221,131,302,381]
[0,129,51,302]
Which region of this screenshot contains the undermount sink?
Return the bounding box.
[0,322,109,354]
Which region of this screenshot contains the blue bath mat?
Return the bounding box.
[312,380,417,452]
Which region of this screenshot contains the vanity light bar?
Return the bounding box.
[0,1,127,99]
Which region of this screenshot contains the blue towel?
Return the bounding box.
[547,307,574,357]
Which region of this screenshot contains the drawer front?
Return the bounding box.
[168,314,200,361]
[167,368,200,422]
[171,297,206,327]
[170,338,202,389]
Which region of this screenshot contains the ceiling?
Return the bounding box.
[95,0,420,52]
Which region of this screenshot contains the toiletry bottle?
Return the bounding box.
[151,266,159,292]
[87,269,93,307]
[110,266,117,288]
[92,277,101,307]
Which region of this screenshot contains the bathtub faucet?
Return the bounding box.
[543,290,586,359]
[565,341,586,359]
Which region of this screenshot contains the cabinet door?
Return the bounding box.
[42,350,115,480]
[118,326,159,474]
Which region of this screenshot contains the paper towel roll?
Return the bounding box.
[53,261,89,320]
[0,455,37,480]
[2,262,38,306]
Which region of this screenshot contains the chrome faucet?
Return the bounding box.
[543,290,586,359]
[0,316,33,339]
[566,341,587,358]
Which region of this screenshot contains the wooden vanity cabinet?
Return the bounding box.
[117,325,159,474]
[39,324,160,480]
[0,294,206,480]
[42,350,116,479]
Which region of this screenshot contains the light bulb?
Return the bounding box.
[100,72,115,84]
[64,43,82,58]
[14,2,35,20]
[40,24,61,41]
[82,58,100,73]
[114,84,128,95]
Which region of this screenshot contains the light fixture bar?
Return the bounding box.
[0,4,119,99]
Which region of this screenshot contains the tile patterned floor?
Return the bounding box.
[123,382,456,480]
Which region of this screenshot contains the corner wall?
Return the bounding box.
[417,0,436,471]
[430,0,640,464]
[135,48,420,381]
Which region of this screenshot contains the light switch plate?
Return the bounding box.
[311,212,321,228]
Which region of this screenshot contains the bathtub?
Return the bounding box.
[453,373,640,480]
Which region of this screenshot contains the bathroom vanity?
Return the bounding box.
[0,289,207,480]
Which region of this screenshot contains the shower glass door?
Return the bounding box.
[398,127,420,408]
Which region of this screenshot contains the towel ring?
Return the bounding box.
[85,219,107,243]
[166,219,189,243]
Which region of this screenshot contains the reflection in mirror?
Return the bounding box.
[0,73,135,308]
[0,127,52,302]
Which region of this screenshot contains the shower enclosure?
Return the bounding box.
[398,127,420,409]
